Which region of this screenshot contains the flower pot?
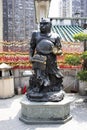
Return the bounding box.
[79,80,87,96]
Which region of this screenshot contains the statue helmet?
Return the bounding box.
[40,18,52,33]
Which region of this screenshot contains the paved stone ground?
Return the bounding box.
[0,94,87,130]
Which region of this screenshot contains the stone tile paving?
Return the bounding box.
[0,94,87,130]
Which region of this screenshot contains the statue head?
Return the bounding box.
[40,18,52,34]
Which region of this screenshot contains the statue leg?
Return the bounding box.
[48,74,63,92]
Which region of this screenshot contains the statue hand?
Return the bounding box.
[53,47,62,55]
[57,49,62,55]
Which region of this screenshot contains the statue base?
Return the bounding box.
[19,95,72,124]
[27,90,65,102]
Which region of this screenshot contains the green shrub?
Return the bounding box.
[77,70,87,81]
[65,54,81,66]
[73,32,87,41]
[81,51,87,60]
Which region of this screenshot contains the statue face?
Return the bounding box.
[40,19,52,34]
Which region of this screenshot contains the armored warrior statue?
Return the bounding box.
[26,18,65,102]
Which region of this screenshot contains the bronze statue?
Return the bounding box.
[26,18,65,102]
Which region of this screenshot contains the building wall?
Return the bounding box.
[49,0,63,18]
[81,0,87,17]
[72,0,81,17]
[72,0,87,17]
[72,0,87,26]
[0,0,3,51]
[35,0,50,23]
[0,0,3,41]
[3,0,36,41]
[62,0,72,17]
[49,0,72,25]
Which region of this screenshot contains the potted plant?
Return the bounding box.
[77,69,87,95]
[64,54,81,93]
[77,70,87,82]
[65,53,87,95]
[65,54,81,66]
[73,32,87,95]
[64,32,87,95]
[77,51,87,95]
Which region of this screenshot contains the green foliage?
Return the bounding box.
[68,33,87,81]
[81,51,87,60]
[65,54,81,66]
[77,70,87,81]
[73,32,87,41]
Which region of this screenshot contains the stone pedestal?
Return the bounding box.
[19,95,72,124]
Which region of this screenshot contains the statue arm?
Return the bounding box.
[55,35,62,49]
[53,35,62,55]
[29,31,37,57]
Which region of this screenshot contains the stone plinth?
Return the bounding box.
[19,95,72,124]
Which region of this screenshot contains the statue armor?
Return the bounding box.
[36,39,54,54]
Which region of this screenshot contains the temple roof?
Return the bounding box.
[52,25,84,42]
